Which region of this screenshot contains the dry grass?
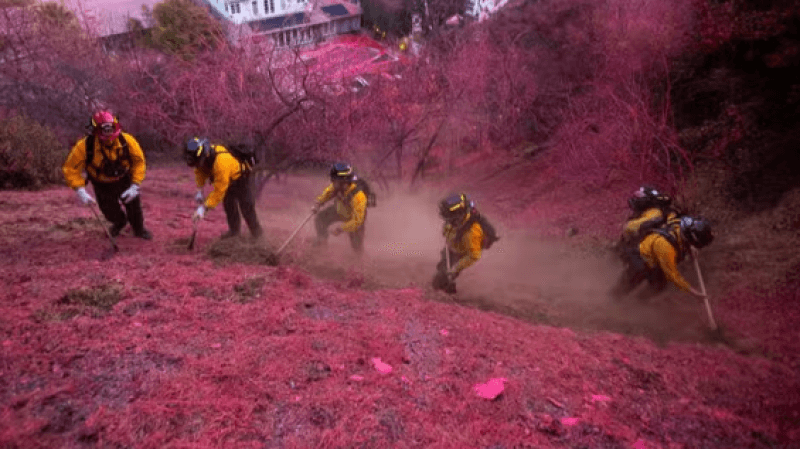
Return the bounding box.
[206,236,279,266]
[679,162,800,288]
[34,282,125,322]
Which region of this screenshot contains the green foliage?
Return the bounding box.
[0,114,65,189]
[36,1,80,31]
[149,0,226,60]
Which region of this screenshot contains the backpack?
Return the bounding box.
[225,143,258,170]
[352,178,377,208]
[649,220,687,262]
[629,204,683,242]
[84,133,131,180]
[456,210,500,249]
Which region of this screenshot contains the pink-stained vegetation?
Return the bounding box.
[1,164,799,448]
[1,0,800,447]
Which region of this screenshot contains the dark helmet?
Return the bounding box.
[330,162,355,181]
[680,215,714,248]
[439,193,473,222]
[185,137,212,167]
[628,185,672,213]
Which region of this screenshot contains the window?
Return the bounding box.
[225,2,228,11]
[264,0,274,13]
[252,0,257,14]
[235,3,241,13]
[277,32,284,46]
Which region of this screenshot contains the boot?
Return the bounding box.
[134,228,153,240]
[109,223,126,237]
[220,230,240,239]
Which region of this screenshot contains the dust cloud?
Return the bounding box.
[256,175,716,345]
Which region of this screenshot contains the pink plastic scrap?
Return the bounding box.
[591,394,612,403]
[560,417,579,426]
[473,377,507,399]
[371,357,393,374]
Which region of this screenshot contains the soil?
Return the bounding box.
[1,164,798,448]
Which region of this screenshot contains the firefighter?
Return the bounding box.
[611,215,713,300]
[616,185,679,265]
[311,162,368,254]
[623,185,679,242]
[62,109,152,240]
[432,193,498,294]
[185,137,263,239]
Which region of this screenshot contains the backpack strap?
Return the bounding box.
[85,133,130,166]
[651,224,686,262]
[85,134,95,169]
[454,211,480,244]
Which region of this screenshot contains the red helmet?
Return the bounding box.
[91,110,120,143]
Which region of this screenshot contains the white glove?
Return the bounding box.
[193,205,206,221]
[195,190,204,205]
[76,187,96,205]
[120,184,140,204]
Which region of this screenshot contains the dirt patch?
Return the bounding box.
[233,276,267,303]
[33,282,125,321]
[206,236,279,266]
[59,282,124,311]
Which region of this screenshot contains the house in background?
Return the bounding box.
[201,0,362,47]
[65,0,163,52]
[66,0,361,50]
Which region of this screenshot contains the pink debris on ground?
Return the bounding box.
[349,374,364,381]
[591,394,612,402]
[371,357,393,374]
[560,417,580,426]
[632,439,648,449]
[473,377,507,399]
[440,329,449,336]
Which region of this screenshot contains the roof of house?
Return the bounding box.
[249,12,306,32]
[320,4,350,18]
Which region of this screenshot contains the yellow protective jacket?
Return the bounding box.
[315,182,367,233]
[623,207,678,241]
[62,132,146,189]
[638,223,691,292]
[194,146,244,209]
[443,213,484,274]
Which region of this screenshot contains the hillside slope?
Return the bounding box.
[1,167,798,448]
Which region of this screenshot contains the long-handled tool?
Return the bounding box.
[692,251,717,330]
[187,218,198,250]
[88,203,119,253]
[275,211,315,256]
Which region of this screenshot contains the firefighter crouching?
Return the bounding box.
[311,162,371,254]
[432,193,499,294]
[616,185,679,263]
[611,215,714,300]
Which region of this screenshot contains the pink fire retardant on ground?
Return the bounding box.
[473,377,507,399]
[371,357,393,374]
